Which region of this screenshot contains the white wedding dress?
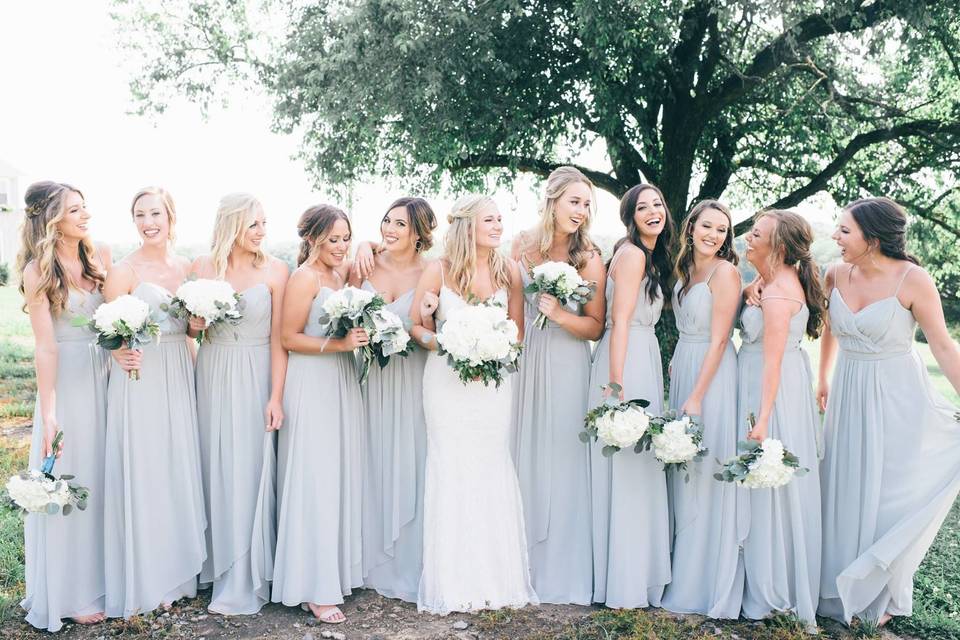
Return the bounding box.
[417,284,539,614]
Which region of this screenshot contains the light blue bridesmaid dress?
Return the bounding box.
[104,279,207,618]
[512,266,593,605]
[271,282,364,608]
[22,289,109,631]
[661,264,742,618]
[196,283,275,614]
[589,274,671,608]
[360,280,426,603]
[737,298,821,630]
[819,265,960,624]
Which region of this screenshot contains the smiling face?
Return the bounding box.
[475,203,503,249]
[633,188,666,244]
[380,205,416,253]
[313,218,352,268]
[553,181,592,236]
[57,190,91,242]
[744,215,777,270]
[691,207,730,259]
[132,193,172,246]
[831,209,872,263]
[237,206,267,254]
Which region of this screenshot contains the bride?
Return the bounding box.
[408,194,539,614]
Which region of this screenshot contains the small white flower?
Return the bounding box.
[596,406,650,449]
[93,295,150,335]
[651,417,700,463]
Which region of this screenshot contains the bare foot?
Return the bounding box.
[878,613,893,627]
[71,612,105,625]
[159,601,173,611]
[303,603,346,624]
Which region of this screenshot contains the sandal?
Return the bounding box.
[301,602,346,624]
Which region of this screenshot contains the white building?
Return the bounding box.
[0,159,26,271]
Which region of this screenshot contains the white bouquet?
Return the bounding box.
[523,261,596,329]
[579,383,652,456]
[74,294,160,380]
[2,432,89,517]
[435,301,522,387]
[318,286,412,384]
[636,412,708,478]
[714,414,808,489]
[163,276,243,344]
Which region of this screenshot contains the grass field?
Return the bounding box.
[0,283,958,638]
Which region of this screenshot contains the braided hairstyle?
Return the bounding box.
[844,197,921,265]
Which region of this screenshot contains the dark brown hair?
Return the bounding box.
[297,204,351,266]
[844,197,920,265]
[383,197,438,253]
[611,183,675,302]
[674,199,739,303]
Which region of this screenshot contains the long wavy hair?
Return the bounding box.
[16,181,104,314]
[529,166,597,270]
[759,209,826,339]
[383,196,437,253]
[210,193,267,278]
[130,186,178,244]
[296,204,351,266]
[844,197,921,265]
[443,194,511,297]
[611,183,675,302]
[674,199,739,303]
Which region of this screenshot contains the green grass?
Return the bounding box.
[0,288,31,341]
[0,340,34,425]
[0,441,27,624]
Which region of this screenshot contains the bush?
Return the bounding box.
[0,263,9,287]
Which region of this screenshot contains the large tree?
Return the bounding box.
[115,0,960,238]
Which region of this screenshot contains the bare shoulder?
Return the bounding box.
[510,229,534,260]
[190,254,212,275]
[176,254,193,273]
[267,256,290,285]
[611,243,645,277]
[94,242,113,268]
[711,260,741,287]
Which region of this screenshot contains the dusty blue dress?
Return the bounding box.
[819,266,960,624]
[196,283,276,614]
[661,269,742,618]
[360,281,426,603]
[22,290,110,632]
[737,299,821,630]
[272,286,364,607]
[104,281,207,619]
[589,275,671,608]
[512,268,593,605]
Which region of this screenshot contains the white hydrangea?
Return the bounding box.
[531,261,585,297]
[322,286,376,321]
[370,308,410,356]
[651,416,701,463]
[437,304,518,365]
[596,406,650,449]
[742,438,796,489]
[5,471,70,513]
[92,294,151,335]
[174,278,239,323]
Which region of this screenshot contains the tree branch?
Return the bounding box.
[449,154,627,196]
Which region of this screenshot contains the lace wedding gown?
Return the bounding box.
[417,285,539,614]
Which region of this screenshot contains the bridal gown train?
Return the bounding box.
[417,284,538,615]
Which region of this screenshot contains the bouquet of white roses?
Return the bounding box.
[579,383,652,456]
[714,414,808,489]
[523,261,596,330]
[162,276,244,344]
[318,286,412,384]
[636,411,708,479]
[435,300,522,387]
[2,432,89,517]
[74,294,160,380]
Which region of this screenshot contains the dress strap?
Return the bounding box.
[439,263,446,288]
[704,260,725,284]
[121,261,142,287]
[760,294,804,305]
[893,264,917,297]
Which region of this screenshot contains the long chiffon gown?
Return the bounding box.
[196,283,276,614]
[22,290,110,632]
[737,299,821,630]
[661,269,743,618]
[589,276,672,608]
[104,281,207,618]
[819,266,960,624]
[512,268,593,605]
[360,281,427,603]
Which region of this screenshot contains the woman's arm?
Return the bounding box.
[506,259,526,343]
[22,264,60,458]
[266,258,290,431]
[606,247,644,400]
[539,251,607,341]
[280,268,365,354]
[908,268,960,396]
[817,265,839,411]
[408,261,443,350]
[103,263,143,373]
[680,262,740,416]
[749,295,796,441]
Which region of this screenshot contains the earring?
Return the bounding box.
[686,236,694,247]
[415,239,423,252]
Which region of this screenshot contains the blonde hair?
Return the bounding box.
[531,166,597,270]
[443,194,511,296]
[210,192,266,278]
[130,186,178,244]
[16,181,104,314]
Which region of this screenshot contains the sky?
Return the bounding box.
[0,1,836,252]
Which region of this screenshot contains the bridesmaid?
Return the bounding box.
[660,200,742,618]
[510,166,605,605]
[817,197,960,627]
[103,187,207,618]
[589,183,674,608]
[191,193,289,614]
[350,197,437,602]
[16,182,112,631]
[272,205,366,624]
[737,209,823,630]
